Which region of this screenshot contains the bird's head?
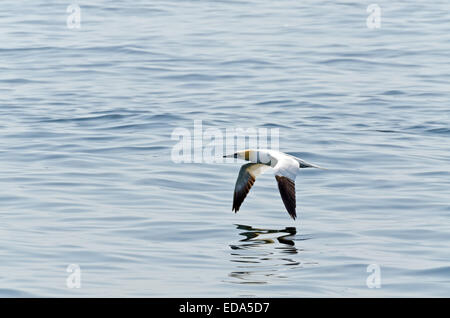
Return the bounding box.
[223,150,250,161]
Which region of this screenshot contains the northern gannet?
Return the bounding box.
[223,149,323,220]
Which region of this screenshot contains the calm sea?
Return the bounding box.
[0,0,449,297]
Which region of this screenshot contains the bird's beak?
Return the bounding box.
[223,153,237,158]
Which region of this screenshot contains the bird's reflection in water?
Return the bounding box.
[228,224,310,285]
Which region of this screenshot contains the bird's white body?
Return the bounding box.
[224,149,323,220]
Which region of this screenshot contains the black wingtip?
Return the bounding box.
[275,175,297,220]
[232,200,240,213]
[287,209,297,220]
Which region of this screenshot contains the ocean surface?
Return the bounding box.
[0,1,449,297]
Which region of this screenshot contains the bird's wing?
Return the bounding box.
[273,158,298,219]
[233,163,270,212]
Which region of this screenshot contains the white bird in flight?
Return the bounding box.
[223,149,324,220]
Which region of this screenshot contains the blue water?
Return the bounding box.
[0,1,449,297]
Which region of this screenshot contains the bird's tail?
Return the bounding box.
[295,158,327,169]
